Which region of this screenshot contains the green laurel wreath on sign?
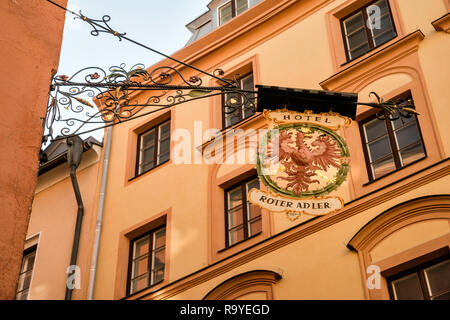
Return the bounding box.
[256,123,350,199]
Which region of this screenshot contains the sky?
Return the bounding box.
[53,0,211,142]
[59,0,211,75]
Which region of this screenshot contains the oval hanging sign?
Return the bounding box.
[250,110,351,221]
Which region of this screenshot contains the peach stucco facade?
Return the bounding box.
[24,0,449,300]
[25,143,103,299]
[0,0,67,299]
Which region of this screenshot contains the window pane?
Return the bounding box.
[225,108,241,127]
[424,259,450,298]
[159,121,170,138]
[394,122,421,150]
[153,228,166,249]
[399,142,425,166]
[373,29,396,47]
[246,178,260,192]
[224,92,242,127]
[368,136,392,162]
[349,43,370,60]
[241,74,254,91]
[219,3,232,25]
[152,247,165,270]
[391,273,424,300]
[16,249,36,299]
[243,103,256,119]
[17,271,33,293]
[235,0,248,15]
[241,74,255,119]
[133,235,150,258]
[343,12,364,35]
[158,137,170,154]
[16,289,29,300]
[228,205,244,228]
[367,1,390,32]
[132,256,149,278]
[392,113,415,129]
[372,155,396,178]
[372,13,394,37]
[140,162,155,173]
[247,203,261,221]
[347,29,369,50]
[372,0,389,14]
[367,0,396,47]
[131,274,148,293]
[139,127,156,173]
[22,252,36,273]
[158,152,170,165]
[129,227,166,294]
[343,12,369,60]
[152,268,164,284]
[141,146,155,165]
[141,129,155,147]
[364,119,388,142]
[157,134,170,165]
[248,217,262,236]
[228,186,243,209]
[228,226,245,245]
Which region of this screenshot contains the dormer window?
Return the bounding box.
[219,0,249,26]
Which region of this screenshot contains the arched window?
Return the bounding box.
[347,195,450,299]
[203,270,282,300]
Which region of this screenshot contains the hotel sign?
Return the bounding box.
[250,109,351,220]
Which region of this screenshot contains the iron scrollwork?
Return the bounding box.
[364,91,418,121]
[42,3,418,144]
[44,63,257,141]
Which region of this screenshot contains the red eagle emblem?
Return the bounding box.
[271,129,342,195]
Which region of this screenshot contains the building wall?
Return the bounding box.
[0,0,67,299]
[88,0,450,299]
[25,146,103,299]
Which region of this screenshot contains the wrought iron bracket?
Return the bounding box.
[42,2,418,142]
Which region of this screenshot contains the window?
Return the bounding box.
[128,226,166,295]
[223,73,255,128]
[388,256,450,300]
[219,0,249,26]
[359,94,425,180]
[341,0,397,61]
[16,246,37,300]
[225,176,261,247]
[136,120,170,175]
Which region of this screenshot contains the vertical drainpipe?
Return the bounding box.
[65,135,84,300]
[87,126,112,300]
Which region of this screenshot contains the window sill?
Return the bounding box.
[340,37,398,68]
[217,231,263,253]
[128,160,170,182]
[362,156,427,187]
[339,33,401,69]
[127,279,164,298]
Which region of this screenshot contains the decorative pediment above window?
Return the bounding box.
[203,270,282,300]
